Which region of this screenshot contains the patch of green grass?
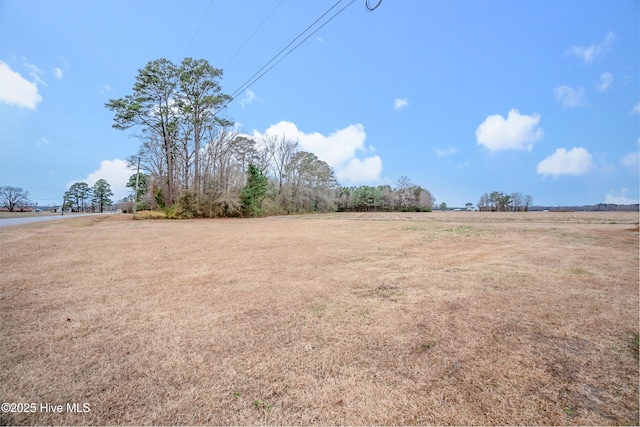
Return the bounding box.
[570,267,593,275]
[414,342,433,353]
[562,405,575,416]
[253,399,273,411]
[233,391,241,399]
[311,304,327,317]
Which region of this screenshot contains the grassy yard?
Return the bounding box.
[0,211,638,425]
[0,211,60,219]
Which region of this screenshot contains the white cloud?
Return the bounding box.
[341,157,383,182]
[435,147,458,157]
[36,136,50,148]
[23,59,46,86]
[69,159,136,202]
[554,85,587,108]
[241,89,256,108]
[631,102,640,115]
[621,151,639,172]
[569,32,615,64]
[53,67,63,79]
[251,121,382,184]
[536,147,595,177]
[605,188,639,205]
[100,84,112,94]
[596,72,613,92]
[393,98,408,110]
[476,109,543,151]
[0,61,42,109]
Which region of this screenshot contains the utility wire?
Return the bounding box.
[229,0,348,101]
[223,0,284,69]
[230,0,356,101]
[365,0,382,12]
[184,0,216,56]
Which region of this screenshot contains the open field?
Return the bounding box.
[1,211,638,425]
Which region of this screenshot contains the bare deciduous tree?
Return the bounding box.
[0,186,31,212]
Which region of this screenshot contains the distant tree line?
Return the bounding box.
[63,179,114,213]
[337,176,434,212]
[477,191,533,212]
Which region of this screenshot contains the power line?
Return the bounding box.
[184,0,216,56]
[365,0,382,12]
[230,0,356,101]
[223,0,285,69]
[229,0,351,101]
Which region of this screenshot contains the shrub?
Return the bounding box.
[261,197,284,216]
[163,190,197,219]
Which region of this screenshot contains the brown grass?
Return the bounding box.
[133,210,168,220]
[1,211,638,425]
[0,212,59,219]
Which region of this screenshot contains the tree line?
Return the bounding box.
[63,179,114,213]
[477,191,533,212]
[336,177,434,212]
[108,58,436,218]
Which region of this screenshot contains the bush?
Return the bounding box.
[261,197,285,216]
[164,204,191,219]
[163,190,197,219]
[198,190,241,218]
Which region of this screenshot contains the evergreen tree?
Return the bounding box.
[92,179,114,213]
[65,182,92,212]
[241,164,267,217]
[126,173,149,202]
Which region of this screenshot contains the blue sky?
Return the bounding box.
[1,0,638,207]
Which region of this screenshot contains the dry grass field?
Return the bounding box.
[1,211,638,425]
[0,212,59,219]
